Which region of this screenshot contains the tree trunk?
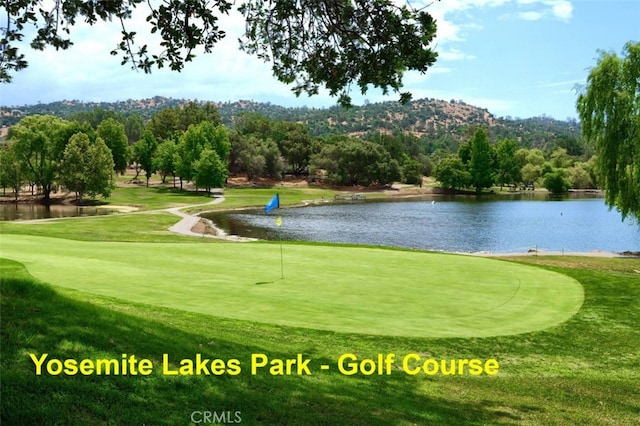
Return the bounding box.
[42,185,52,204]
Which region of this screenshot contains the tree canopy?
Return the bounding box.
[577,41,640,221]
[1,0,439,106]
[469,129,494,193]
[7,115,70,202]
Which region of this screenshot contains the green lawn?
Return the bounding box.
[2,255,639,425]
[102,185,337,212]
[1,234,582,338]
[1,186,639,425]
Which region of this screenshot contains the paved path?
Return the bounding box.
[166,197,224,237]
[166,195,256,241]
[11,193,256,241]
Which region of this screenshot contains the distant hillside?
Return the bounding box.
[1,96,581,151]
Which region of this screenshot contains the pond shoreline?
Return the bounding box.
[202,196,638,257]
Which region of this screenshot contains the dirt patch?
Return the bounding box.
[190,218,221,236]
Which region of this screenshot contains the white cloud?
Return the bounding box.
[547,0,573,21]
[2,0,581,117]
[426,0,511,44]
[438,48,477,61]
[499,0,573,22]
[518,11,544,20]
[536,78,584,88]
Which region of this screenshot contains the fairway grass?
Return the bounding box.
[2,186,639,425]
[1,234,583,338]
[2,256,639,425]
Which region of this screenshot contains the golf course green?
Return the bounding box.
[1,234,583,338]
[2,185,639,425]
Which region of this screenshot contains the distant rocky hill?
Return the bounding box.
[1,96,581,151]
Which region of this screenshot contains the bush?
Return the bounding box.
[543,170,571,194]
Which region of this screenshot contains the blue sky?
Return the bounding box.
[1,0,637,119]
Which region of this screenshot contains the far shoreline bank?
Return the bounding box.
[3,183,635,258]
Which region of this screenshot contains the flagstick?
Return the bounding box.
[278,225,284,280]
[265,194,283,279]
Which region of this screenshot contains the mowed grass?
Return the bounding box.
[1,187,639,424]
[1,234,583,338]
[104,185,336,212]
[0,212,192,242]
[2,256,639,425]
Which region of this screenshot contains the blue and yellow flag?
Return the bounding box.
[265,194,279,214]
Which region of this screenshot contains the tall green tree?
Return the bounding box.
[71,108,123,130]
[176,122,229,190]
[525,148,546,166]
[153,141,179,185]
[237,140,267,180]
[270,121,317,174]
[58,133,116,200]
[311,138,400,186]
[495,138,522,189]
[234,113,273,137]
[434,156,470,191]
[567,162,595,189]
[133,131,159,187]
[86,137,116,199]
[0,146,24,200]
[543,169,571,195]
[7,115,70,203]
[194,149,228,195]
[97,118,129,174]
[2,1,438,106]
[59,133,92,200]
[260,139,284,180]
[229,133,283,180]
[147,108,181,141]
[577,41,640,221]
[549,148,573,169]
[401,158,425,185]
[457,141,472,165]
[124,114,145,145]
[469,129,494,193]
[521,163,542,187]
[180,102,222,129]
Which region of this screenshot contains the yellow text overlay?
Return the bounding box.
[29,353,499,376]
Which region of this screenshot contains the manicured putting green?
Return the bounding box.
[1,235,584,338]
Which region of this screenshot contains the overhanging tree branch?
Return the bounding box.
[1,0,438,107]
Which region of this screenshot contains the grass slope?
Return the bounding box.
[1,234,582,338]
[2,257,639,425]
[1,187,639,424]
[104,185,337,212]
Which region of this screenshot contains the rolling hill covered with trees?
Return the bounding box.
[1,97,589,201]
[1,97,580,150]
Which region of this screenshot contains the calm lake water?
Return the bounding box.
[0,204,114,221]
[206,197,640,253]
